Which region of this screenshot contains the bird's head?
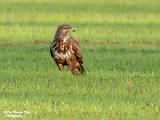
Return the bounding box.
[56,24,75,39]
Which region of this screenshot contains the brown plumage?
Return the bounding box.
[50,24,84,74]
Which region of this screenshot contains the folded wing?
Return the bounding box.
[71,39,84,73]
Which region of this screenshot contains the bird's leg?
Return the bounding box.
[57,63,64,71]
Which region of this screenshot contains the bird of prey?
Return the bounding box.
[50,24,84,74]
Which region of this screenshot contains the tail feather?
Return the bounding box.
[78,63,85,74]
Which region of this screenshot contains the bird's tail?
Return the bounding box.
[78,63,85,74]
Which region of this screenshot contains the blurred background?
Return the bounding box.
[1,0,160,44]
[1,1,160,119]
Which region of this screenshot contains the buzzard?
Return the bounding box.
[50,24,84,74]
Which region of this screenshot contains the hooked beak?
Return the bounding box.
[72,28,75,32]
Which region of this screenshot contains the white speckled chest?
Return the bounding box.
[52,42,73,60]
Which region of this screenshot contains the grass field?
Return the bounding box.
[0,0,160,119]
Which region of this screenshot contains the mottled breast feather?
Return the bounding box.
[51,37,74,60]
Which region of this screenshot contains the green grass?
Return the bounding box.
[0,44,160,119]
[0,0,160,119]
[0,0,160,42]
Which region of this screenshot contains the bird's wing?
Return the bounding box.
[50,44,54,59]
[71,39,83,64]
